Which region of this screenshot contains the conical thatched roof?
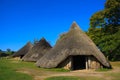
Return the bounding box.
[36,22,111,68]
[12,42,33,58]
[22,38,52,62]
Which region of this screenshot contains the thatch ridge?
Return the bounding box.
[36,22,111,68]
[22,38,52,62]
[12,42,33,58]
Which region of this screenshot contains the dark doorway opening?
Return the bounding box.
[72,55,86,70]
[20,55,24,59]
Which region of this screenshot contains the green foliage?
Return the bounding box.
[88,28,120,61]
[0,49,9,57]
[88,0,120,61]
[6,51,15,56]
[90,0,120,34]
[0,49,15,57]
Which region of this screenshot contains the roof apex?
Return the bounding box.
[27,41,32,45]
[38,37,46,42]
[41,37,46,41]
[70,21,80,30]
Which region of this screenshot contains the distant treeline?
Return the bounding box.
[0,49,15,57]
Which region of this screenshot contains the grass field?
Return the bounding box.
[0,58,120,80]
[45,76,80,80]
[0,58,34,80]
[45,76,105,80]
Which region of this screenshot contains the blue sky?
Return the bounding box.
[0,0,106,51]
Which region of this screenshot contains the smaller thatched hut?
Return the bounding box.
[12,42,33,59]
[22,38,52,62]
[36,22,111,70]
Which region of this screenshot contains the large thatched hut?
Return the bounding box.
[12,42,33,59]
[22,38,52,62]
[36,22,111,70]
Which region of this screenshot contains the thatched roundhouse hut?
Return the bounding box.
[12,42,33,59]
[22,38,52,62]
[36,22,111,70]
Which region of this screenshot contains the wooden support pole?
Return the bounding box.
[88,56,91,69]
[86,57,88,70]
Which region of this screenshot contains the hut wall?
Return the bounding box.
[58,55,103,70]
[87,56,102,69]
[57,57,72,70]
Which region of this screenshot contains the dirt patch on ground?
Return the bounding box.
[17,65,120,80]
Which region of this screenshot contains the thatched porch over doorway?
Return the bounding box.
[58,55,102,70]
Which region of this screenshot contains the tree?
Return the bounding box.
[90,0,120,34]
[6,48,14,55]
[0,49,2,52]
[88,0,120,61]
[7,48,11,52]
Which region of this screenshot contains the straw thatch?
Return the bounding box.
[22,38,52,62]
[36,22,111,69]
[12,42,33,58]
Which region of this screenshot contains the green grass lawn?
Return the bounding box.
[0,58,120,80]
[45,76,105,80]
[96,68,111,72]
[111,61,120,67]
[45,76,80,80]
[0,58,34,80]
[0,58,69,80]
